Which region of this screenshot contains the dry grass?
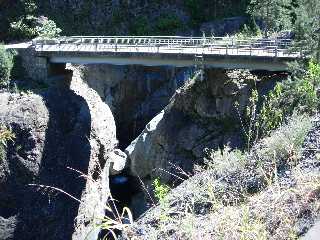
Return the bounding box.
[0,124,15,160]
[123,114,319,240]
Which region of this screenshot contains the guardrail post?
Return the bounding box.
[275,46,278,57]
[226,44,228,55]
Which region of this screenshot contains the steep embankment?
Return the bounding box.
[122,113,320,240]
[0,71,120,239]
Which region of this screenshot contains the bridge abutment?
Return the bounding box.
[16,48,72,87]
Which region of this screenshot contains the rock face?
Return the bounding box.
[77,64,193,148]
[68,66,119,240]
[126,69,257,183]
[0,67,118,239]
[0,92,49,240]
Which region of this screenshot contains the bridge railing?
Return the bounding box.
[33,36,292,47]
[32,36,297,57]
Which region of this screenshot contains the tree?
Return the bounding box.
[248,0,292,36]
[294,0,320,62]
[35,16,62,39]
[0,45,15,87]
[8,0,38,40]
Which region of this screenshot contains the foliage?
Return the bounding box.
[234,20,262,39]
[184,0,249,27]
[10,15,38,40]
[237,60,320,148]
[293,0,320,61]
[184,0,207,26]
[35,17,62,39]
[10,15,61,40]
[153,178,170,203]
[0,45,15,87]
[0,125,15,161]
[248,0,293,36]
[258,59,320,137]
[8,0,38,40]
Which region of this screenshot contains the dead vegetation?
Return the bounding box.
[122,114,320,240]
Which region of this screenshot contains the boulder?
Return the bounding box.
[109,149,127,175]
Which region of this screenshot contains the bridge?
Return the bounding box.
[6,36,300,83]
[9,36,299,69]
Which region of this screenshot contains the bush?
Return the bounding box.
[9,15,38,40]
[35,17,62,39]
[205,114,311,194]
[10,16,61,40]
[0,45,15,87]
[153,178,170,203]
[257,59,320,137]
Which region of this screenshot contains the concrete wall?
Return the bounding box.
[18,48,71,86]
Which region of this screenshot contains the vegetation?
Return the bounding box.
[153,178,170,203]
[35,17,62,39]
[0,45,15,87]
[248,0,292,36]
[294,0,320,61]
[0,125,15,161]
[124,113,314,239]
[184,0,249,27]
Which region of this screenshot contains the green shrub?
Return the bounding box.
[205,114,311,192]
[10,15,61,40]
[234,22,262,40]
[0,45,15,87]
[35,17,62,39]
[153,177,170,203]
[9,15,38,40]
[257,59,320,137]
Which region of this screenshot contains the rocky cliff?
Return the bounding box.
[74,64,193,149]
[0,69,120,239]
[125,69,256,183]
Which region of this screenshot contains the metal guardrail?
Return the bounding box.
[31,36,297,58]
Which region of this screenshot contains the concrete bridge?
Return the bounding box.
[6,36,300,83]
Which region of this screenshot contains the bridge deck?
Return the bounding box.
[33,36,299,58]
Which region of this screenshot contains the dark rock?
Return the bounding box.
[0,70,117,240]
[125,69,255,183]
